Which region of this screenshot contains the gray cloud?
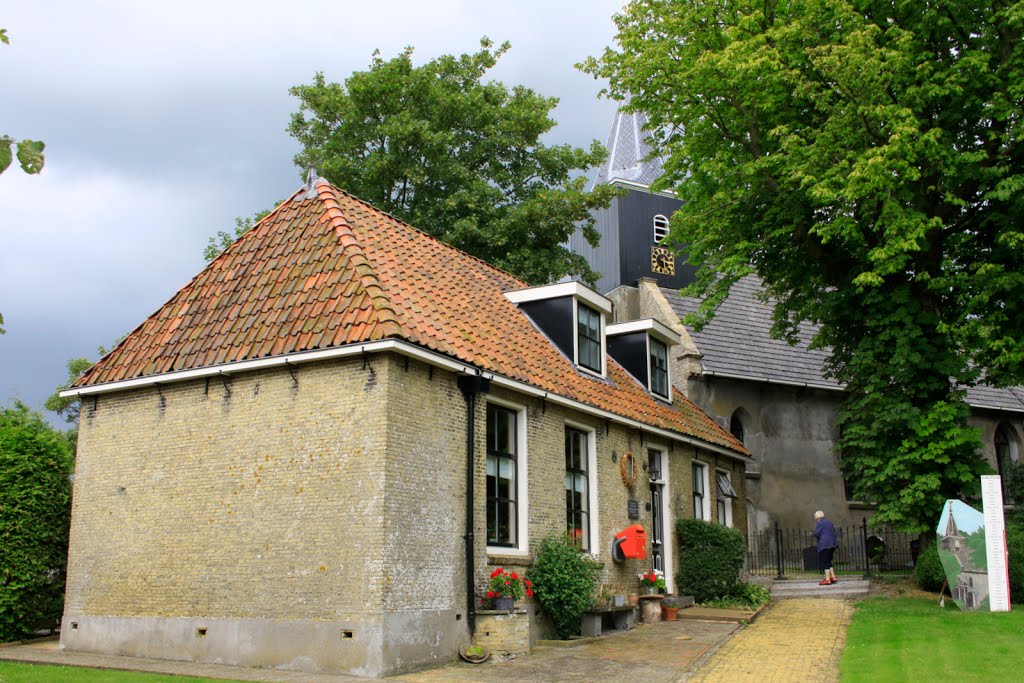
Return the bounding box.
[0,0,623,421]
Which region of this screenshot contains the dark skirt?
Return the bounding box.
[819,546,835,570]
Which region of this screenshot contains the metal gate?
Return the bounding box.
[747,518,919,578]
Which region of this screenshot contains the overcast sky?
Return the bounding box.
[0,1,625,424]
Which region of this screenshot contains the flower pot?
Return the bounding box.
[494,596,515,611]
[459,645,491,664]
[663,606,679,621]
[642,585,658,596]
[612,594,626,607]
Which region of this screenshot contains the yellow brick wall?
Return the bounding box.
[66,357,388,620]
[473,610,529,657]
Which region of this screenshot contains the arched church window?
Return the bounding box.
[653,215,669,243]
[729,410,745,445]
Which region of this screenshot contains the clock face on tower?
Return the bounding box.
[651,246,676,276]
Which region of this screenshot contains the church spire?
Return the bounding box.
[592,105,665,189]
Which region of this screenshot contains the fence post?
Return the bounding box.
[861,517,872,579]
[774,521,785,580]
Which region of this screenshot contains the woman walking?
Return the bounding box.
[813,510,838,585]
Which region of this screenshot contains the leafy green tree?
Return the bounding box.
[203,209,274,262]
[45,357,94,425]
[0,401,73,641]
[1,29,45,176]
[585,0,1023,533]
[288,38,618,285]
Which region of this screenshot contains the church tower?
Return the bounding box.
[570,108,694,294]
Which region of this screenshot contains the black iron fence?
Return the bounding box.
[747,518,920,578]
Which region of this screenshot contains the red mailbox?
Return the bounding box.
[612,524,647,561]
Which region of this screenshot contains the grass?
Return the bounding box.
[0,662,234,682]
[841,592,1024,682]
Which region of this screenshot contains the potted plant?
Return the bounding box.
[459,644,490,664]
[486,567,532,610]
[638,569,666,595]
[662,595,681,621]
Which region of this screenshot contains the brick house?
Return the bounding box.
[60,177,748,677]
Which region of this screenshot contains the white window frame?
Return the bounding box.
[653,214,670,243]
[486,397,530,556]
[692,461,711,521]
[565,419,599,556]
[649,336,670,401]
[573,301,607,378]
[716,469,734,528]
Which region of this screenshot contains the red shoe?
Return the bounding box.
[819,580,831,585]
[830,579,838,585]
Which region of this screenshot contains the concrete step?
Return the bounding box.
[770,579,869,600]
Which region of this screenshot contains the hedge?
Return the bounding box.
[675,518,745,603]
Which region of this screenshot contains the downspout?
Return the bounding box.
[457,374,490,634]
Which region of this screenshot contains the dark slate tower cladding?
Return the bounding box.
[569,108,695,294]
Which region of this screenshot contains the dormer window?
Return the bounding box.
[577,304,602,373]
[606,319,680,401]
[653,214,670,243]
[505,281,611,378]
[650,337,669,398]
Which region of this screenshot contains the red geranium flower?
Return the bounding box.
[487,590,496,598]
[510,572,519,580]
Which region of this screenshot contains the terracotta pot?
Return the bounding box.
[628,593,639,606]
[663,606,679,621]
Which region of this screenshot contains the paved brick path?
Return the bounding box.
[687,598,853,683]
[0,597,855,682]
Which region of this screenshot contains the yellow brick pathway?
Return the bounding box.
[688,598,853,683]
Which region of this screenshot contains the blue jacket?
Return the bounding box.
[813,517,837,551]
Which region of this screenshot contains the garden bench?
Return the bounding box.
[581,604,637,637]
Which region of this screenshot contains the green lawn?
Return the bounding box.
[0,662,233,683]
[841,595,1024,682]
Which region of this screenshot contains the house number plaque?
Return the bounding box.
[627,499,640,520]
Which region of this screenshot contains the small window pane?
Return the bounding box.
[650,338,669,398]
[565,427,590,550]
[692,462,705,520]
[577,304,602,373]
[487,404,518,547]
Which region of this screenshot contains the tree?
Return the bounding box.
[2,26,46,335]
[288,38,618,285]
[1,29,45,176]
[585,0,1024,533]
[45,357,95,426]
[0,401,73,641]
[204,209,273,262]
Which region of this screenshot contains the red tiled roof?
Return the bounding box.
[76,181,747,456]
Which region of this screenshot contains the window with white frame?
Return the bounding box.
[716,471,737,527]
[653,214,670,243]
[486,403,519,547]
[576,303,602,374]
[565,427,591,550]
[692,462,710,520]
[650,337,669,399]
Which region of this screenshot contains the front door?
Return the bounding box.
[648,448,665,574]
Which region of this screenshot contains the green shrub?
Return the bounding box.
[674,518,745,603]
[1007,523,1024,604]
[0,402,74,642]
[914,541,946,593]
[527,534,601,639]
